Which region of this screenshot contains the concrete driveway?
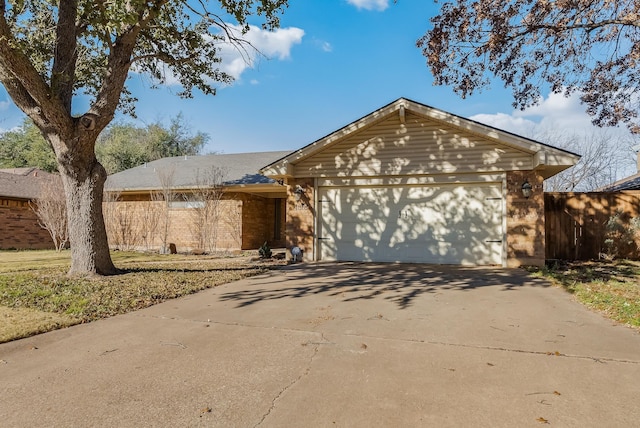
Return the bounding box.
[1,263,639,427]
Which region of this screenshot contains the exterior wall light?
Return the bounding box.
[294,184,305,201]
[521,180,533,199]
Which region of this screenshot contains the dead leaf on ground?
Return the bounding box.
[537,416,549,424]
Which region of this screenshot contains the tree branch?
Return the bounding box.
[88,1,168,133]
[0,12,71,132]
[52,0,79,113]
[182,0,259,67]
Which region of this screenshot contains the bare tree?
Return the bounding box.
[188,166,227,252]
[222,200,244,251]
[31,178,68,251]
[103,191,141,250]
[157,167,176,254]
[540,130,632,192]
[113,202,142,250]
[140,192,162,251]
[102,190,119,248]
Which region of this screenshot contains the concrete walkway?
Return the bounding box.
[1,263,639,427]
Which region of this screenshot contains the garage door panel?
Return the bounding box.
[319,184,503,265]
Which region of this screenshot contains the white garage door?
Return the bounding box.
[318,184,503,265]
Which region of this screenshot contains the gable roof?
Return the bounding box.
[105,151,292,192]
[260,97,580,179]
[0,169,60,200]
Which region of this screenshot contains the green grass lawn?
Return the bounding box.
[2,250,638,344]
[0,250,283,343]
[528,260,640,329]
[0,249,231,273]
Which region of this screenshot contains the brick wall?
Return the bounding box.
[103,192,281,253]
[0,198,54,250]
[241,194,269,249]
[505,170,545,267]
[239,194,286,249]
[285,178,315,261]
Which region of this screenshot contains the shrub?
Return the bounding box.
[258,242,272,259]
[604,211,640,259]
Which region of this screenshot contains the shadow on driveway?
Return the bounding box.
[220,262,550,310]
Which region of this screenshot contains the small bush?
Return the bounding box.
[258,242,272,259]
[604,211,640,259]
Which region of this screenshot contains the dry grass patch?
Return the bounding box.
[0,249,237,273]
[0,306,76,343]
[528,260,640,329]
[0,255,285,343]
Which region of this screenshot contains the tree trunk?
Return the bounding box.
[58,139,117,276]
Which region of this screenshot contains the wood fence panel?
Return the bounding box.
[545,191,640,260]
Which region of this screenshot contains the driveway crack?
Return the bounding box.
[340,333,640,365]
[135,314,639,365]
[253,333,326,427]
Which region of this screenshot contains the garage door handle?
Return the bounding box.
[317,237,330,240]
[485,240,502,243]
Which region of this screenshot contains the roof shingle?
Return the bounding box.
[105,151,292,191]
[0,169,60,200]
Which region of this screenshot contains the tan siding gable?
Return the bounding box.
[293,112,533,177]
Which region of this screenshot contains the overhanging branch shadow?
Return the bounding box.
[219,263,550,310]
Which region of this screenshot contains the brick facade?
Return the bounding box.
[104,192,285,253]
[505,170,545,267]
[0,198,54,250]
[285,178,315,261]
[240,194,286,249]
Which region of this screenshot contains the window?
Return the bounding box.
[169,200,205,209]
[274,198,283,240]
[169,194,205,209]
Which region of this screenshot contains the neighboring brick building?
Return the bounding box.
[0,168,59,250]
[104,152,290,253]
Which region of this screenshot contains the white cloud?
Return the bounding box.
[470,92,630,139]
[470,92,639,180]
[311,38,332,53]
[347,0,389,11]
[470,112,538,137]
[215,24,305,79]
[154,24,304,86]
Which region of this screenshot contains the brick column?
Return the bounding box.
[285,178,315,261]
[505,171,545,267]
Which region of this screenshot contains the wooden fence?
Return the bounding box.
[545,191,640,260]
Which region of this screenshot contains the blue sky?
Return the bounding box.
[0,0,636,171]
